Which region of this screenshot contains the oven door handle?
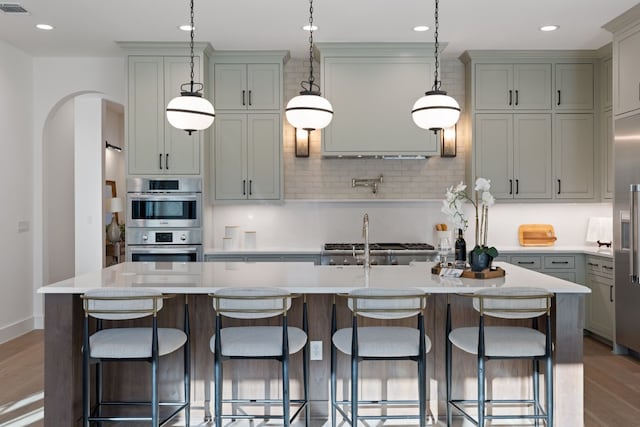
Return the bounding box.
[128,194,199,201]
[129,246,200,254]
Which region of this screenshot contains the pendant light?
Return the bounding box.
[285,0,333,131]
[412,0,460,131]
[166,0,215,135]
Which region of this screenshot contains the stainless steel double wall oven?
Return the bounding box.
[126,177,203,262]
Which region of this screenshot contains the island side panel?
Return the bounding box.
[44,294,83,426]
[554,293,585,426]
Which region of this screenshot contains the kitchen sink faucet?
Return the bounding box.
[362,213,370,268]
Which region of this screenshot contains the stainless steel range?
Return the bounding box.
[321,243,437,266]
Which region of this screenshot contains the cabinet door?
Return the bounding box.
[513,64,552,110]
[616,26,640,115]
[475,64,513,110]
[475,114,513,199]
[602,57,613,110]
[554,114,594,199]
[247,114,280,200]
[128,56,165,174]
[322,57,438,156]
[513,114,552,199]
[214,64,247,110]
[247,64,280,110]
[214,114,248,200]
[164,56,201,174]
[603,110,614,199]
[587,274,614,340]
[555,63,594,110]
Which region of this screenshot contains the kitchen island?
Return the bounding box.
[39,261,589,426]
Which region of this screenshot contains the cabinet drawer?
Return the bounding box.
[586,256,614,278]
[510,255,541,269]
[544,255,575,269]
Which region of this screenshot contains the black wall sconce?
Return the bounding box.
[440,125,457,157]
[295,128,310,158]
[105,141,122,152]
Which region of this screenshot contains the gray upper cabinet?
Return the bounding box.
[210,51,288,201]
[127,55,202,175]
[475,63,552,110]
[214,114,281,200]
[608,20,640,115]
[555,63,594,110]
[214,63,280,111]
[554,114,595,199]
[475,114,552,199]
[318,44,439,157]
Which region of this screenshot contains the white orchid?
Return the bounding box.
[441,177,498,259]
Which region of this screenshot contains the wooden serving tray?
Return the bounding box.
[431,265,506,279]
[518,224,557,246]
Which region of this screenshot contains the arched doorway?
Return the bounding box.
[42,93,124,285]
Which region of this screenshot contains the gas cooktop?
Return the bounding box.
[323,243,435,251]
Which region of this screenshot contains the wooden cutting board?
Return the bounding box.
[518,224,557,246]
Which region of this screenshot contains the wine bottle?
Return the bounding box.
[454,228,467,262]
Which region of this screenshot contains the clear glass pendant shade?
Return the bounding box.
[285,93,334,130]
[166,94,215,132]
[411,91,460,130]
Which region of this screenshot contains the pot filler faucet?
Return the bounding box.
[362,213,370,268]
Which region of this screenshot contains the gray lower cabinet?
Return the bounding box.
[506,253,585,285]
[585,255,614,341]
[205,253,321,264]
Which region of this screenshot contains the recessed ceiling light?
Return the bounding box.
[179,24,193,31]
[302,24,318,31]
[413,25,429,32]
[540,25,559,32]
[35,23,53,30]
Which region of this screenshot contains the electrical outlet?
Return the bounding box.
[310,340,323,361]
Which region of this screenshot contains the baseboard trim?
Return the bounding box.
[0,316,35,344]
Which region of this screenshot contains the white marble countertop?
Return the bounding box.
[204,245,613,258]
[38,261,590,295]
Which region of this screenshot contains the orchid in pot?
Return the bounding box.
[441,178,498,271]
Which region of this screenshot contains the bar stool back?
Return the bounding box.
[331,287,431,427]
[81,288,190,427]
[210,287,309,427]
[446,286,554,426]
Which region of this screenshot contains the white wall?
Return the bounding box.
[43,99,75,284]
[208,201,612,251]
[0,40,34,342]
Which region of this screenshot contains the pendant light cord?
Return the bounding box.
[189,0,195,92]
[300,0,320,94]
[432,0,441,92]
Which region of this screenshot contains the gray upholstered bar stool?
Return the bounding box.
[81,288,190,427]
[446,287,554,426]
[331,288,431,427]
[209,287,309,427]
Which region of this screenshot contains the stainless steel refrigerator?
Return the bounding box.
[614,113,640,354]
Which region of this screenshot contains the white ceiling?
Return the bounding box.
[0,0,638,58]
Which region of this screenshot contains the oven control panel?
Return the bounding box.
[127,229,202,245]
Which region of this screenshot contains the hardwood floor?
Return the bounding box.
[2,331,639,426]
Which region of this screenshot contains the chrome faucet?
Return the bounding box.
[362,213,370,268]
